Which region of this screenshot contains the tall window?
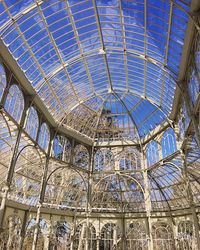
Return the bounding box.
[5,84,24,123]
[53,135,64,160]
[177,221,194,249]
[24,218,48,249]
[161,128,177,158]
[74,223,96,250]
[100,223,121,250]
[152,222,175,250]
[94,148,114,171]
[146,140,159,167]
[53,135,71,162]
[74,145,89,170]
[94,149,104,171]
[38,123,50,151]
[119,147,141,171]
[52,221,71,249]
[25,106,39,140]
[126,222,147,250]
[0,64,6,102]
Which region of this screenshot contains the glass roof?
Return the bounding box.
[0,0,191,141]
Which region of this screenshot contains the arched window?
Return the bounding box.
[44,168,87,208]
[146,141,159,167]
[126,222,147,250]
[38,123,50,151]
[0,64,6,102]
[74,222,96,250]
[74,144,89,169]
[100,223,121,250]
[5,84,24,123]
[25,106,39,140]
[152,222,175,250]
[161,128,177,158]
[177,221,195,249]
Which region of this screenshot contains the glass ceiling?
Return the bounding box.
[0,0,191,140]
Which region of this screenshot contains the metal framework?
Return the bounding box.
[0,0,199,250]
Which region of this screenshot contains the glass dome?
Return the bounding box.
[0,0,188,141]
[0,0,200,249]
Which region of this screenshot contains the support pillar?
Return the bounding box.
[0,185,9,230]
[78,223,86,250]
[70,215,76,250]
[142,150,153,250]
[121,217,126,250]
[181,150,200,249]
[96,236,100,250]
[31,155,50,250]
[172,223,178,249]
[70,229,74,250]
[32,204,42,250]
[31,131,53,250]
[19,210,29,250]
[85,216,89,250]
[113,225,117,248]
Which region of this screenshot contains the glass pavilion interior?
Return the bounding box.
[0,0,200,249]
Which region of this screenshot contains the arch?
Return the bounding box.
[0,64,6,102]
[38,122,50,152]
[44,162,88,210]
[146,140,159,167]
[10,144,44,206]
[74,144,89,170]
[161,128,177,158]
[152,222,175,250]
[148,161,188,212]
[100,223,121,250]
[24,106,39,140]
[92,173,145,212]
[4,84,24,123]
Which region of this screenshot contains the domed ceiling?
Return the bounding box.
[0,0,190,141]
